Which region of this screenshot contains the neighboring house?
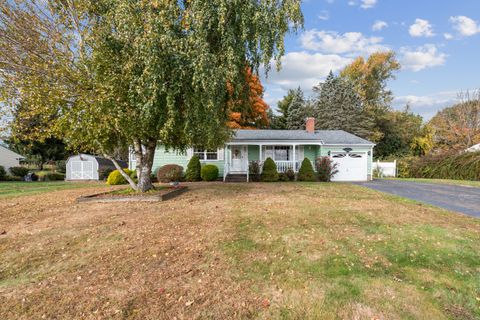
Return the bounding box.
[66,154,127,181]
[0,145,25,173]
[129,118,375,182]
[465,143,480,152]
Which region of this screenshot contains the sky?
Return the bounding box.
[261,0,480,120]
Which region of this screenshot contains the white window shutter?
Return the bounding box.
[217,148,224,160]
[186,148,193,159]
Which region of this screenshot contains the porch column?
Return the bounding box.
[292,144,296,172]
[259,144,263,162]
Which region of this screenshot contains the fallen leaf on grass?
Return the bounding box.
[185,300,194,307]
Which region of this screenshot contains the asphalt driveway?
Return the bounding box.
[356,179,480,217]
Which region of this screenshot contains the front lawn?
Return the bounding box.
[0,183,479,319]
[388,177,480,188]
[0,181,104,198]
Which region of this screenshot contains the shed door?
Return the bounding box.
[331,152,367,182]
[71,161,83,179]
[70,160,94,180]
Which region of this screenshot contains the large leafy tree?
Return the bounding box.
[312,71,372,138]
[227,67,270,129]
[375,105,432,158]
[0,0,303,191]
[429,90,480,152]
[340,51,400,141]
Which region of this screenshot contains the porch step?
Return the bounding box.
[224,174,248,183]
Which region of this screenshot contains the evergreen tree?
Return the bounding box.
[313,71,373,138]
[286,87,308,130]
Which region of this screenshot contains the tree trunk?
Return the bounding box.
[133,139,157,193]
[104,139,156,192]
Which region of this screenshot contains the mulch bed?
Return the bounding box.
[77,185,188,203]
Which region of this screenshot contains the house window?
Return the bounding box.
[274,146,290,161]
[194,148,218,160]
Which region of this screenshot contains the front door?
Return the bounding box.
[231,146,246,172]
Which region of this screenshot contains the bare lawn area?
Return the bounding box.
[1,182,479,319]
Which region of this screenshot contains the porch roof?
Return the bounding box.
[231,129,374,145]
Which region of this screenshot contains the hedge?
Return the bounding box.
[107,169,134,185]
[157,164,183,183]
[185,155,202,181]
[261,157,279,182]
[201,164,219,181]
[297,158,316,182]
[398,151,480,180]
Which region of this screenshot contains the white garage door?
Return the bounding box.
[331,152,367,182]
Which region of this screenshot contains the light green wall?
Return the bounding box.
[248,145,260,161]
[319,146,373,176]
[138,144,372,179]
[303,145,318,162]
[150,145,225,177]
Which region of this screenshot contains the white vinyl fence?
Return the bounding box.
[372,160,397,177]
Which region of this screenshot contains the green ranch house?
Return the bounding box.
[129,118,375,182]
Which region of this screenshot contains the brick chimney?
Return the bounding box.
[305,117,315,133]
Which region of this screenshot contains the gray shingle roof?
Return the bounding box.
[232,129,374,145]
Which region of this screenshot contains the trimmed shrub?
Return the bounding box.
[285,168,296,181]
[0,166,6,181]
[185,155,202,181]
[297,158,316,182]
[107,169,134,185]
[315,157,339,182]
[157,164,183,183]
[278,172,290,181]
[201,164,219,181]
[261,157,279,182]
[99,167,114,180]
[248,161,261,182]
[9,166,29,178]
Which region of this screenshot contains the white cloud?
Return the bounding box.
[393,91,458,120]
[400,44,447,72]
[449,16,480,36]
[348,1,356,6]
[409,19,435,37]
[372,20,388,31]
[318,10,330,21]
[443,33,453,40]
[300,29,388,55]
[265,51,352,90]
[261,51,353,107]
[360,0,377,9]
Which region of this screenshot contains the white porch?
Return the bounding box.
[223,143,320,181]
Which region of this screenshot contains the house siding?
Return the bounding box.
[132,142,373,181]
[304,145,318,163]
[151,145,225,177]
[248,145,260,161]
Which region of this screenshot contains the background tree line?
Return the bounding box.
[268,51,480,160]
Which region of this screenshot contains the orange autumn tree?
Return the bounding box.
[227,67,270,129]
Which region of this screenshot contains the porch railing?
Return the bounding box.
[274,161,300,173]
[254,160,301,173]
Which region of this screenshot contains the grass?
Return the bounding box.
[0,181,104,198]
[0,182,479,319]
[387,177,480,188]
